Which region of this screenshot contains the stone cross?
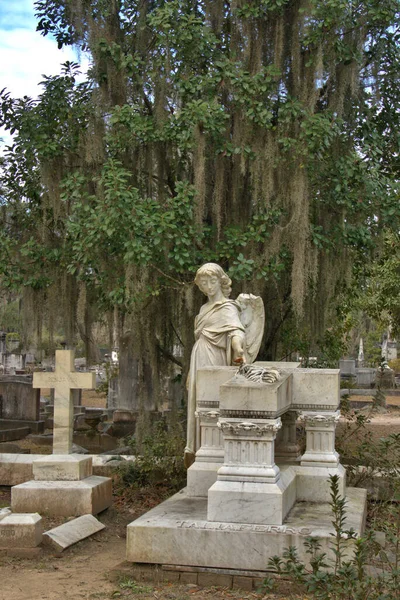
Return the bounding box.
[33,350,96,454]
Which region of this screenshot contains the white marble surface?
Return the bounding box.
[0,513,43,548]
[291,368,340,410]
[187,462,220,498]
[33,454,93,481]
[126,486,367,570]
[219,372,291,415]
[295,464,346,502]
[0,507,12,521]
[196,367,237,405]
[11,476,112,516]
[43,514,105,552]
[0,454,133,486]
[207,466,296,525]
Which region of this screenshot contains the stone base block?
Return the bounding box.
[187,462,221,498]
[126,487,367,570]
[11,476,112,516]
[0,454,40,486]
[0,453,131,485]
[0,426,30,442]
[0,508,12,521]
[33,454,93,481]
[295,464,346,502]
[0,513,43,548]
[207,466,296,525]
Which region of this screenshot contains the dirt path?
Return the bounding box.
[0,501,129,600]
[0,490,272,600]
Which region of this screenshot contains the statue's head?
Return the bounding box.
[194,263,232,298]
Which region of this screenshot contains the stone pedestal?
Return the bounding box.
[208,417,296,525]
[297,410,345,501]
[208,372,296,525]
[126,487,367,570]
[11,454,112,517]
[11,477,112,516]
[187,367,236,498]
[126,364,364,572]
[300,411,340,467]
[275,410,301,462]
[32,455,93,481]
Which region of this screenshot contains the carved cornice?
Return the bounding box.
[220,409,278,419]
[197,401,219,408]
[291,403,338,411]
[299,412,340,427]
[195,410,220,421]
[218,419,282,436]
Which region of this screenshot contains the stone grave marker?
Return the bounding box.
[0,513,43,548]
[33,350,96,454]
[11,350,113,517]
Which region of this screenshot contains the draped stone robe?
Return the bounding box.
[185,299,245,458]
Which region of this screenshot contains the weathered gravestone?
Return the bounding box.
[11,350,113,517]
[0,375,43,435]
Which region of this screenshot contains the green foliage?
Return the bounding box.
[118,419,186,491]
[1,0,400,401]
[117,578,153,595]
[0,301,22,334]
[360,232,400,337]
[262,475,400,599]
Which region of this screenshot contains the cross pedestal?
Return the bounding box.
[33,350,96,454]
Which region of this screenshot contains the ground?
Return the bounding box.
[0,486,283,600]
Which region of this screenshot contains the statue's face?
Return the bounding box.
[197,274,221,297]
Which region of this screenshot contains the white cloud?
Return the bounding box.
[0,1,90,149]
[0,28,88,99]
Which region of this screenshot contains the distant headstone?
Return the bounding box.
[339,359,356,376]
[0,376,40,421]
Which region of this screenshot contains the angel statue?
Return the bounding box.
[184,262,265,468]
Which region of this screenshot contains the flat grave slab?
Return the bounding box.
[43,514,105,552]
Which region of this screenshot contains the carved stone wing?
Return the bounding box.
[236,293,265,364]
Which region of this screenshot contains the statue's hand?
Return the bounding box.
[231,335,246,365]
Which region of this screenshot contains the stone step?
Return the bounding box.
[11,476,112,517]
[33,455,93,481]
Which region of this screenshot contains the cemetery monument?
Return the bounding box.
[127,263,367,570]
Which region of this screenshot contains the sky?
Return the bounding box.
[0,0,90,148]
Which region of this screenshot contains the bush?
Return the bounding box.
[261,475,400,600]
[117,417,186,492]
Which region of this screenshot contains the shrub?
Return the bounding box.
[117,417,186,492]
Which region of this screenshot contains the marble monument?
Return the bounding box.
[127,264,367,571]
